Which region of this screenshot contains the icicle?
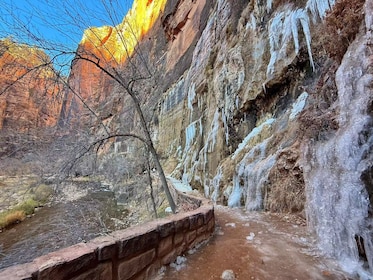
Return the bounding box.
[198,117,203,136]
[162,78,185,113]
[267,0,273,13]
[207,109,220,153]
[246,13,257,30]
[191,109,221,193]
[290,10,301,53]
[267,7,315,75]
[267,11,284,75]
[114,142,121,153]
[306,0,336,23]
[228,176,243,207]
[187,83,196,112]
[185,121,197,152]
[211,166,223,203]
[222,110,229,145]
[299,12,315,71]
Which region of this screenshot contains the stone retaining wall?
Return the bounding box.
[0,194,214,280]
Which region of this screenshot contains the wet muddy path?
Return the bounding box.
[160,206,351,280]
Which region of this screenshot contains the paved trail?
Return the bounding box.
[159,206,351,280]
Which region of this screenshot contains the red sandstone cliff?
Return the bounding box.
[60,0,212,130]
[0,39,63,132]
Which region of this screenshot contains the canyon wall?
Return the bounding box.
[0,39,63,132]
[125,0,372,276]
[56,0,373,276]
[1,0,372,277]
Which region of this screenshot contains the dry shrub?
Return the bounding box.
[266,144,305,213]
[14,199,39,215]
[0,210,26,229]
[32,184,54,204]
[322,0,365,62]
[0,198,40,229]
[299,61,339,141]
[5,211,25,225]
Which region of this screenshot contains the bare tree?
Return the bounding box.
[0,0,177,212]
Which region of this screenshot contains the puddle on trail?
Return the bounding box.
[159,206,352,280]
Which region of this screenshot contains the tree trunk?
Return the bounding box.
[132,94,177,213]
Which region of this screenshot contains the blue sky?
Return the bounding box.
[0,0,132,74]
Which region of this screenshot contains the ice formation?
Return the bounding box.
[162,78,185,113]
[232,118,275,159]
[211,166,223,203]
[167,176,193,193]
[266,0,273,13]
[304,32,373,278]
[187,83,196,118]
[267,7,314,76]
[184,120,198,152]
[222,110,229,145]
[289,92,308,120]
[306,0,336,23]
[229,137,276,210]
[181,118,203,184]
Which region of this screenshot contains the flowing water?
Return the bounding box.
[0,181,129,270]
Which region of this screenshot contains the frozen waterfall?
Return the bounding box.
[303,33,373,278]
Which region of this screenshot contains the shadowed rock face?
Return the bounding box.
[0,39,63,131]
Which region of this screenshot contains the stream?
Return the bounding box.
[0,181,130,270]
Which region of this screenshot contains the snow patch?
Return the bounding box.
[225,223,236,228]
[246,232,256,241]
[170,256,187,271]
[167,176,193,193]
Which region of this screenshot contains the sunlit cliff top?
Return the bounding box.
[0,38,50,64]
[80,0,167,64]
[0,38,55,79]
